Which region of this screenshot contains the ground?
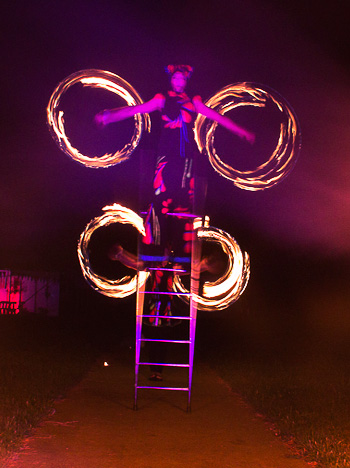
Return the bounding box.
[4,348,313,468]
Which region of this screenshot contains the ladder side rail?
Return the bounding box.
[188,218,202,411]
[134,270,146,410]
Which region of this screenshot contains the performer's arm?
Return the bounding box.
[192,95,255,144]
[95,93,165,127]
[108,244,144,270]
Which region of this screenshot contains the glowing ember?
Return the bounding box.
[194,83,301,190]
[173,225,250,311]
[78,204,149,298]
[47,69,150,168]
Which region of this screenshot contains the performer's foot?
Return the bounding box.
[149,372,163,381]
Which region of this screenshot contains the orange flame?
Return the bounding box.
[173,225,250,311]
[47,69,150,168]
[194,83,301,190]
[78,204,149,298]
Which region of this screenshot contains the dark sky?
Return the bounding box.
[1,0,349,274]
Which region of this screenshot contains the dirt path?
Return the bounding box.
[4,349,311,468]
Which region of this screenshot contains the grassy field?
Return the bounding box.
[197,250,350,467]
[197,298,350,468]
[211,353,350,468]
[1,300,350,467]
[0,315,97,458]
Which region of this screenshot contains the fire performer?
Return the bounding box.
[96,65,254,380]
[95,64,254,256]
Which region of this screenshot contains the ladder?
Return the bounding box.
[134,215,202,412]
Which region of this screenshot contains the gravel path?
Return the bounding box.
[4,349,312,468]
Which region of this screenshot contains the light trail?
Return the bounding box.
[194,82,301,190]
[78,204,249,309]
[173,225,250,311]
[47,69,150,168]
[78,204,149,298]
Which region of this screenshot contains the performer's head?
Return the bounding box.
[166,64,193,93]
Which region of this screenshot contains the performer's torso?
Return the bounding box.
[157,91,197,159]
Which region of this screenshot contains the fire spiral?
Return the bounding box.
[173,225,250,311]
[194,82,301,190]
[78,204,149,298]
[47,69,150,168]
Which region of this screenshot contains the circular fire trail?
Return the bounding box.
[194,82,301,190]
[47,69,150,168]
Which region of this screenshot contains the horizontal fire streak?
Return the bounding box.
[194,83,301,190]
[47,69,150,168]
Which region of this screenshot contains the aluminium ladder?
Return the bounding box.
[134,214,202,412]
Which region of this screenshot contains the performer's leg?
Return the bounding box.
[143,324,175,380]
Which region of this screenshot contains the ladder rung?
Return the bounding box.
[136,386,190,391]
[139,255,191,263]
[139,255,169,262]
[139,291,191,296]
[148,267,187,272]
[141,314,191,320]
[140,339,190,343]
[138,362,190,367]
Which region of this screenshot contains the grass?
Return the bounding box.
[1,300,350,468]
[210,351,350,467]
[196,250,350,467]
[0,315,97,458]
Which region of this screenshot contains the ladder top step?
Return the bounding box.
[165,212,199,218]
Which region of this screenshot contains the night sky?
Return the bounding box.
[1,0,349,280]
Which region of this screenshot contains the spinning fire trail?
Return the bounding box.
[47,69,300,305]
